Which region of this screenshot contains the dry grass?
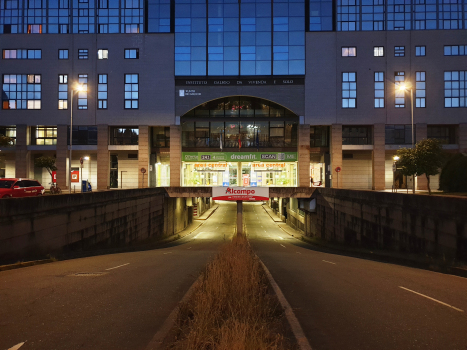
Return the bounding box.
[169,234,290,350]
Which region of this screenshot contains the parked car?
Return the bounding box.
[0,178,45,198]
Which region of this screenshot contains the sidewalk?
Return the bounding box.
[195,203,219,221]
[261,204,283,222]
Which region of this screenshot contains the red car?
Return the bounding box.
[0,178,45,198]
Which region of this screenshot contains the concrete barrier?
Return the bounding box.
[0,189,192,263]
[303,188,467,263]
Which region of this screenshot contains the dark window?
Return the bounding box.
[152,127,170,148]
[342,126,372,145]
[385,125,414,144]
[67,126,98,145]
[310,126,329,147]
[427,125,456,144]
[110,127,139,145]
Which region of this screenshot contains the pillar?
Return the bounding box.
[15,124,29,178]
[237,162,242,186]
[372,123,385,190]
[138,125,149,188]
[97,124,109,190]
[170,125,181,187]
[237,200,243,235]
[459,123,467,153]
[331,124,343,188]
[416,123,428,190]
[298,124,310,187]
[56,124,68,190]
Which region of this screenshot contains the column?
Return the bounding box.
[459,123,467,153]
[97,124,109,190]
[15,124,29,178]
[56,124,68,190]
[372,124,385,190]
[298,124,310,187]
[237,200,243,235]
[416,123,428,190]
[331,124,343,188]
[138,125,149,188]
[170,125,181,187]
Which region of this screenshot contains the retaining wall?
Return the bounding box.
[304,188,467,262]
[0,189,191,263]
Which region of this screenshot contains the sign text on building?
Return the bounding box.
[212,187,269,201]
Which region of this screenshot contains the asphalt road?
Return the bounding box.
[245,202,467,350]
[2,201,467,350]
[0,202,236,350]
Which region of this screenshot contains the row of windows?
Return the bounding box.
[1,0,466,34]
[341,70,464,109]
[311,125,457,147]
[2,48,139,60]
[2,73,138,110]
[0,124,459,148]
[344,45,466,58]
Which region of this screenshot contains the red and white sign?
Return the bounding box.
[335,167,341,173]
[52,171,57,183]
[212,187,269,201]
[242,174,250,186]
[71,170,79,182]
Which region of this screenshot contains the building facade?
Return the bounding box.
[1,0,466,191]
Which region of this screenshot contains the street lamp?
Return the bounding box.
[392,155,400,192]
[69,84,84,193]
[398,82,415,194]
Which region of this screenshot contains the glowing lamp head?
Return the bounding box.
[393,156,400,161]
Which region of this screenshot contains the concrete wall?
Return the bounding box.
[304,188,467,262]
[0,188,191,263]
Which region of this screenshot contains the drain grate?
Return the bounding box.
[70,272,107,277]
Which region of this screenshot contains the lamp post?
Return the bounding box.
[398,83,415,194]
[392,155,399,192]
[69,84,83,193]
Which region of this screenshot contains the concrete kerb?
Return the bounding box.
[0,258,54,272]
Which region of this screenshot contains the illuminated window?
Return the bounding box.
[2,74,41,110]
[97,49,108,59]
[342,47,357,57]
[58,74,68,110]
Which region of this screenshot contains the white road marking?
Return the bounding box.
[280,244,286,248]
[9,342,25,350]
[296,252,302,254]
[399,286,464,312]
[187,247,192,250]
[163,252,173,255]
[105,263,130,271]
[322,260,336,265]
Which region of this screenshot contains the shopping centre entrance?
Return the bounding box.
[180,96,299,188]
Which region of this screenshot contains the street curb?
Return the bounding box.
[0,259,54,272]
[194,204,219,221]
[259,261,312,350]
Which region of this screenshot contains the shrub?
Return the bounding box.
[439,153,467,193]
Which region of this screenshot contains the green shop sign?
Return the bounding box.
[182,152,298,162]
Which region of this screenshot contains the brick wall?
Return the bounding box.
[0,188,191,263]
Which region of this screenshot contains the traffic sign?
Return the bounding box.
[140,167,146,174]
[335,167,341,173]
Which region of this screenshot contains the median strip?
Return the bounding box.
[162,234,296,350]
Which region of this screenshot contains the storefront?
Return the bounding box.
[182,152,298,187]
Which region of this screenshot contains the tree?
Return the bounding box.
[35,156,57,184]
[396,139,444,195]
[0,135,14,147]
[396,147,417,194]
[439,153,467,193]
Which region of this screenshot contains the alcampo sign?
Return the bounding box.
[182,152,297,162]
[212,187,269,201]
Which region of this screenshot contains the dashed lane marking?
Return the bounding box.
[8,342,25,350]
[163,252,173,255]
[105,263,130,271]
[280,244,286,248]
[399,286,464,312]
[322,260,336,265]
[296,252,302,254]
